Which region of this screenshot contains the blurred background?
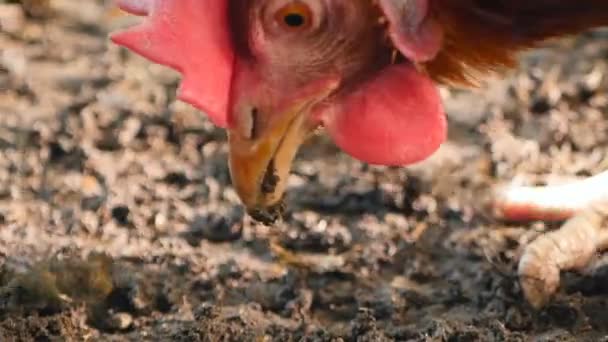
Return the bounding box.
[1,0,608,339]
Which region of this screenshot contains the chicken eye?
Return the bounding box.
[274,2,313,30]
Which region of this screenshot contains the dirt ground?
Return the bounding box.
[1,1,608,341]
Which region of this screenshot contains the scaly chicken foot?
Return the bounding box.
[494,175,608,308]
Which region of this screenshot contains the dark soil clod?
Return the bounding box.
[247,201,285,225]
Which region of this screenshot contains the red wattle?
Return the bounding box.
[321,64,446,166]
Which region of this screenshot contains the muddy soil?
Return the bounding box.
[1,1,608,341]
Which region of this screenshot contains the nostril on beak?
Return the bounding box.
[247,201,285,225]
[250,107,259,140]
[241,107,260,140]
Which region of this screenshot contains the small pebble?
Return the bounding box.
[107,312,133,332]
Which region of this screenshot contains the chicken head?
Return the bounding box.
[111,0,447,223]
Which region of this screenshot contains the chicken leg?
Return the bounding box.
[494,171,608,308]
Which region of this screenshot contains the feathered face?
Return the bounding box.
[112,0,447,223]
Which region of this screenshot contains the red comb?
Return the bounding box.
[110,0,234,127]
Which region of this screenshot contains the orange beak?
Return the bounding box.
[227,83,337,224]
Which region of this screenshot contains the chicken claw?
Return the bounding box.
[510,202,608,308]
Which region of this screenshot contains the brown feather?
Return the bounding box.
[426,0,608,85]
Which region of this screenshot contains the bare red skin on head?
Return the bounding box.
[111,0,446,166]
[318,0,446,165]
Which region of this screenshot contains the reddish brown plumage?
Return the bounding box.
[426,0,608,85]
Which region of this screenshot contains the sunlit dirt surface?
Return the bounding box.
[1,1,608,340]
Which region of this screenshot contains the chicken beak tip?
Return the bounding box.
[227,111,313,223]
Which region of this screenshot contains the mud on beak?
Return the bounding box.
[228,83,336,224]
